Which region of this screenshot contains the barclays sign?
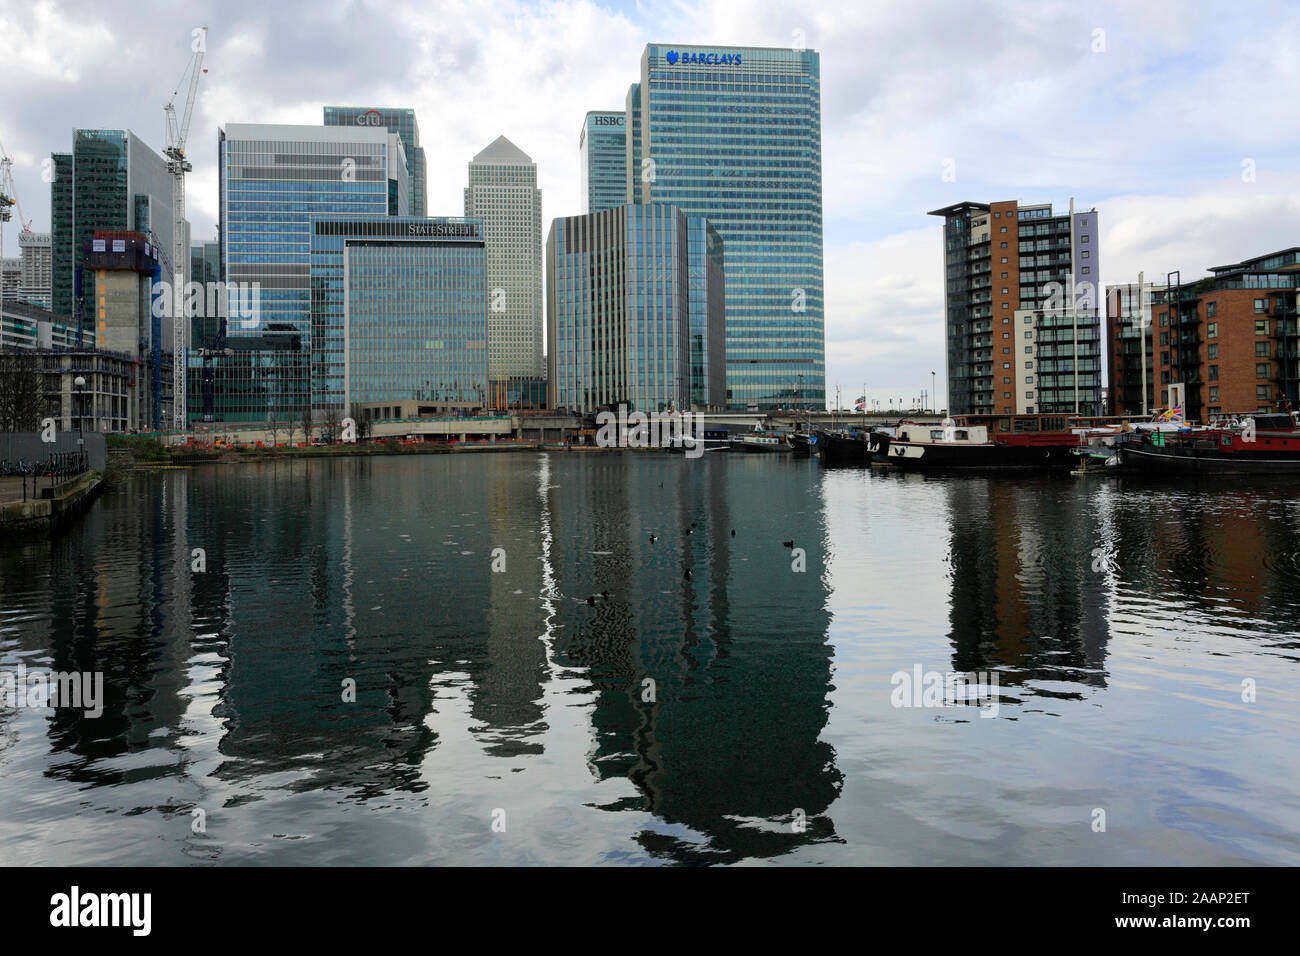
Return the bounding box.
[665,49,742,66]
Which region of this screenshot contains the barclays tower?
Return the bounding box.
[627,44,824,410]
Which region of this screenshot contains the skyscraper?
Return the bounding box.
[18,231,51,308]
[547,203,724,413]
[627,44,824,410]
[219,122,408,415]
[309,216,488,417]
[579,111,627,214]
[464,135,543,380]
[323,106,427,217]
[50,129,178,320]
[928,200,1101,416]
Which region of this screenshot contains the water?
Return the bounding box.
[1,453,1297,865]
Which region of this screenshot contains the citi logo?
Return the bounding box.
[50,886,152,937]
[355,109,383,126]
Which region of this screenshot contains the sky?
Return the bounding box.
[1,0,1297,410]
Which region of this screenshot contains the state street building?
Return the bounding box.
[309,216,489,419]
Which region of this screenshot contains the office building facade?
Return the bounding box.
[547,203,723,414]
[50,129,178,322]
[464,136,544,381]
[627,44,824,410]
[580,111,627,214]
[310,216,488,417]
[219,122,409,416]
[324,106,427,217]
[928,200,1101,416]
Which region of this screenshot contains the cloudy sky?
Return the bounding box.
[2,0,1297,408]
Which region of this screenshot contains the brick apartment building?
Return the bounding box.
[929,199,1101,416]
[1107,248,1300,421]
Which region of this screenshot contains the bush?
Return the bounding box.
[106,435,168,461]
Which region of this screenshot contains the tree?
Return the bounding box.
[0,350,48,432]
[348,403,371,441]
[300,407,314,446]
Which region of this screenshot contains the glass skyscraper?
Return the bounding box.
[626,44,824,410]
[547,203,724,413]
[323,106,427,217]
[310,217,488,415]
[50,129,177,320]
[579,111,627,214]
[219,122,409,415]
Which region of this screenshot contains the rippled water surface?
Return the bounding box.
[1,453,1297,865]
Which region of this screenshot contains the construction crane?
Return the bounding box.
[0,140,34,265]
[164,26,207,430]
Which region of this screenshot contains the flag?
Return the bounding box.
[854,396,866,411]
[1158,405,1184,422]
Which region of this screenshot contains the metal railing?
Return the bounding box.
[1,451,89,502]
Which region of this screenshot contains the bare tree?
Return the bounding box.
[300,407,314,447]
[348,403,371,442]
[0,350,48,432]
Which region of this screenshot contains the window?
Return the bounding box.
[1255,298,1268,314]
[1207,302,1217,318]
[1024,346,1032,354]
[1024,331,1033,339]
[1025,393,1034,400]
[1209,387,1219,403]
[1207,322,1218,338]
[1160,313,1168,326]
[1257,341,1271,357]
[1002,362,1010,368]
[1001,257,1008,263]
[1160,332,1169,345]
[1003,392,1011,398]
[1001,242,1008,248]
[1001,272,1008,279]
[1081,235,1090,242]
[1257,363,1271,378]
[1161,390,1169,405]
[1001,287,1009,294]
[1082,267,1091,274]
[930,430,944,440]
[1209,366,1219,381]
[1002,303,1009,309]
[1025,376,1034,383]
[1257,385,1272,400]
[1000,226,1007,233]
[1208,344,1218,360]
[1161,371,1170,384]
[1024,315,1033,323]
[1256,319,1270,335]
[1002,331,1010,338]
[1081,251,1090,258]
[1025,361,1033,368]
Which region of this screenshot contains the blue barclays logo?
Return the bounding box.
[665,49,741,66]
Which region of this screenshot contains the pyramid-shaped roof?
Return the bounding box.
[470,135,533,166]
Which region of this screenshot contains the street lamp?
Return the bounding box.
[73,375,86,442]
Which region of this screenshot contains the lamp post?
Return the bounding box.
[73,375,86,443]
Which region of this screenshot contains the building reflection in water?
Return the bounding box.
[1,453,841,863]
